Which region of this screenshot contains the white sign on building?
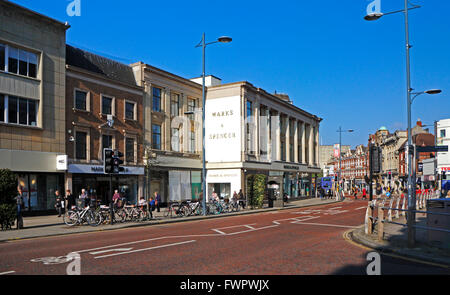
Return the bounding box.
[205,96,242,163]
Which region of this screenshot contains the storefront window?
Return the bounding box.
[208,183,231,200]
[17,173,63,212]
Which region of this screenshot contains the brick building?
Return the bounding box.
[65,45,145,204]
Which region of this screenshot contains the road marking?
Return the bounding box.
[93,240,196,259]
[0,271,15,275]
[355,207,367,210]
[292,222,358,228]
[89,248,133,255]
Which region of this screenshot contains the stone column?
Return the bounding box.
[285,115,290,162]
[301,122,306,164]
[294,119,298,163]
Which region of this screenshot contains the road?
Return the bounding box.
[0,200,448,275]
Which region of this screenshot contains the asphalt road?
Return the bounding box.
[0,200,448,276]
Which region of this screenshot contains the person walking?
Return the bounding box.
[15,186,24,229]
[65,189,75,211]
[112,189,121,209]
[148,197,155,219]
[362,187,367,200]
[238,189,245,209]
[54,190,63,217]
[154,191,161,212]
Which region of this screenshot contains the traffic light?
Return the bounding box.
[103,148,114,174]
[103,149,124,174]
[113,151,125,174]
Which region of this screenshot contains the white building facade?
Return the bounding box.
[201,79,322,206]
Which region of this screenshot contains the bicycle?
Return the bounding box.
[63,205,102,226]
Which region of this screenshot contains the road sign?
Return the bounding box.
[416,145,448,153]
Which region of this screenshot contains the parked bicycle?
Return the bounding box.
[63,205,102,227]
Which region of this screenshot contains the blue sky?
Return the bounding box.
[12,0,450,148]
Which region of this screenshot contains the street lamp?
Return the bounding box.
[195,33,232,215]
[337,127,354,201]
[364,1,442,247]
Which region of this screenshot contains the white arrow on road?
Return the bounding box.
[89,248,133,255]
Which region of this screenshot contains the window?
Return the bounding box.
[126,137,135,163]
[187,98,196,120]
[152,124,161,150]
[75,131,87,160]
[125,101,136,120]
[171,128,180,152]
[1,44,38,78]
[75,90,87,111]
[246,100,253,153]
[28,52,38,78]
[0,44,5,71]
[441,129,446,138]
[8,96,17,124]
[171,93,179,117]
[28,99,37,126]
[152,87,161,112]
[102,95,113,115]
[8,47,18,75]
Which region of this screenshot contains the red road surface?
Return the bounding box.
[0,200,448,275]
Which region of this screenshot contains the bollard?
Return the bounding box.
[401,195,406,216]
[366,202,373,235]
[388,198,394,222]
[395,196,400,219]
[378,206,384,241]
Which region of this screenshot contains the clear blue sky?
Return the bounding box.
[12,0,450,148]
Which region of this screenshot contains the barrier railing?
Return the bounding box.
[365,190,450,242]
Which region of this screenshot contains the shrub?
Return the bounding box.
[246,174,267,209]
[0,169,17,230]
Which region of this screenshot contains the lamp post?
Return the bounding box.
[365,1,442,247]
[195,33,232,215]
[337,127,354,201]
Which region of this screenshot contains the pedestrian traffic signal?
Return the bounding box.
[104,148,114,174]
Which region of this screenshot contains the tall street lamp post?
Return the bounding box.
[337,127,354,201]
[365,1,442,247]
[195,33,232,215]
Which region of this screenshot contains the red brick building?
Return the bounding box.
[65,45,145,204]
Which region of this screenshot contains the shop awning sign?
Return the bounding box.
[68,164,144,175]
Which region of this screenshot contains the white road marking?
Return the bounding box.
[89,248,133,255]
[355,207,367,210]
[292,222,357,229]
[93,240,196,259]
[0,271,15,275]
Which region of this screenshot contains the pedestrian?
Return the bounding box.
[15,186,24,229]
[149,197,155,218]
[113,189,121,209]
[154,191,161,212]
[54,190,63,217]
[79,188,88,207]
[238,189,245,209]
[65,189,75,211]
[138,196,147,219]
[362,187,367,200]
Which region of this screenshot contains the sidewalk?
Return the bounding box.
[0,197,339,242]
[349,204,450,268]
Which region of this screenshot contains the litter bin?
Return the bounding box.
[426,198,450,249]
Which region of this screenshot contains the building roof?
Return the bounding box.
[66,45,138,87]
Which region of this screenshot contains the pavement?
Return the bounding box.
[0,197,340,242]
[347,195,450,269]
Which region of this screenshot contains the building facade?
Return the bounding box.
[0,1,69,213]
[132,62,203,204]
[436,119,450,187]
[65,45,145,204]
[203,79,322,205]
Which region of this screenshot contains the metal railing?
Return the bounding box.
[364,190,450,242]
